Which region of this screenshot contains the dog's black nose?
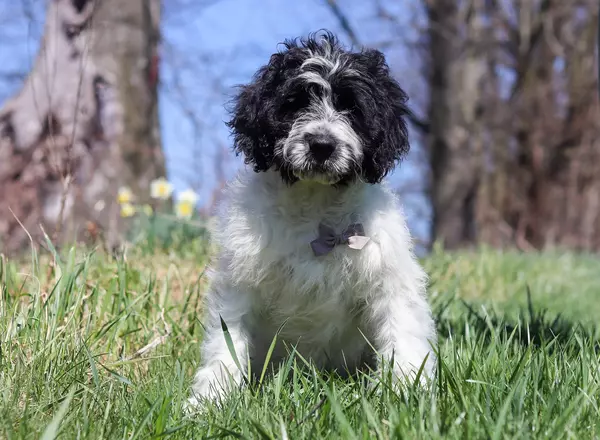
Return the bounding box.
[306,134,336,162]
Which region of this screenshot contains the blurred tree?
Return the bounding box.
[0,0,164,252]
[458,0,600,251]
[425,0,486,249]
[329,0,600,251]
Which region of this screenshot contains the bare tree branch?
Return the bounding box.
[324,0,360,46]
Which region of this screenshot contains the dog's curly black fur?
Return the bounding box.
[226,31,410,185]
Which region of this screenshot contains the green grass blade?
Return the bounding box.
[40,387,76,440]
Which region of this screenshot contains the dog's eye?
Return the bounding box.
[333,88,357,113]
[282,91,310,111]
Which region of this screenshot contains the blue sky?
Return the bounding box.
[160,0,430,242]
[0,0,430,243]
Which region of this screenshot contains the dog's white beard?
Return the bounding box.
[280,101,363,183]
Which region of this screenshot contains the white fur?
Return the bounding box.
[188,168,437,406]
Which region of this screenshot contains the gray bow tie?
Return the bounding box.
[310,222,370,256]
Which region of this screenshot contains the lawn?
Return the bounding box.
[1,242,599,439]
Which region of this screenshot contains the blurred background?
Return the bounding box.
[0,0,598,255]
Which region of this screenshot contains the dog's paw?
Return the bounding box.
[187,363,244,412]
[189,371,225,402]
[373,356,435,393]
[183,395,205,415]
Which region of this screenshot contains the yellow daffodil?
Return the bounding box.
[178,189,199,205]
[174,189,198,219]
[175,200,195,219]
[120,203,136,218]
[150,177,173,200]
[117,187,133,205]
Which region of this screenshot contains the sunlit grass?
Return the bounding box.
[1,245,599,438]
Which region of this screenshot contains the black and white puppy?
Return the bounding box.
[189,31,436,405]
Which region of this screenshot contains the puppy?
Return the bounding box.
[189,31,436,406]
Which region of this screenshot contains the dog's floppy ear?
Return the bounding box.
[227,53,285,173]
[359,49,410,184]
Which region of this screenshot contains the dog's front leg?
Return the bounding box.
[189,280,251,406]
[364,277,437,385]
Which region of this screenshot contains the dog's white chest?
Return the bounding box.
[250,218,372,296]
[246,251,370,367]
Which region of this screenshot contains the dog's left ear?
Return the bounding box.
[227,53,285,172]
[359,49,411,184]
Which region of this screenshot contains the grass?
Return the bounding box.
[1,243,599,439]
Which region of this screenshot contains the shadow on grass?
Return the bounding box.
[435,287,599,351]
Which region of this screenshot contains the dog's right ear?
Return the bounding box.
[227,53,285,173]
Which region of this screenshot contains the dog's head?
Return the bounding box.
[227,31,410,185]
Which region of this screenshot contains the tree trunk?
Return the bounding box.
[426,0,487,249]
[0,0,164,253]
[426,0,600,252]
[477,0,600,251]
